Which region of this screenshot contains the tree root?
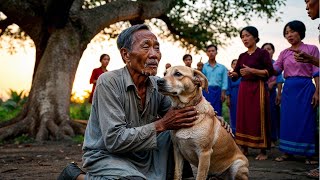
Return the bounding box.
[70,120,86,135]
[0,115,86,142]
[0,117,29,141]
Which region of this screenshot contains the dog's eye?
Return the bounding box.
[174,72,182,77]
[164,72,167,76]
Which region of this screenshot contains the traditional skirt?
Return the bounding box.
[279,77,316,156]
[203,86,222,116]
[235,80,271,149]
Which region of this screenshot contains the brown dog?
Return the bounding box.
[157,66,249,180]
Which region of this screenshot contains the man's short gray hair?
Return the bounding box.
[117,24,150,52]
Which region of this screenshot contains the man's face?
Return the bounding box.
[206,46,217,60]
[306,0,319,20]
[124,29,161,76]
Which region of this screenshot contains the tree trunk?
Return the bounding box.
[0,26,87,141]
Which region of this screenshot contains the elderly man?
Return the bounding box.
[58,24,198,180]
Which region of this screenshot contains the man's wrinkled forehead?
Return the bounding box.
[132,29,159,44]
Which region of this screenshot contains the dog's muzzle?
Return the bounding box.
[157,78,178,95]
[157,78,165,87]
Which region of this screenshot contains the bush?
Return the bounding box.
[69,90,91,120]
[70,103,91,120]
[0,89,27,122]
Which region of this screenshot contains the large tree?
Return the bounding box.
[0,0,285,141]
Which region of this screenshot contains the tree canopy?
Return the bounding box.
[1,0,285,53]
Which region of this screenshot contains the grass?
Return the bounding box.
[13,134,34,144]
[72,135,84,144]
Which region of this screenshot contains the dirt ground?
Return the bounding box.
[0,141,318,180]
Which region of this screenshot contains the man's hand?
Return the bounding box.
[155,106,198,133]
[217,116,234,137]
[226,96,231,108]
[290,48,319,67]
[221,91,226,102]
[228,71,238,78]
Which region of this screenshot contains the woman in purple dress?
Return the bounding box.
[228,26,274,160]
[273,20,319,163]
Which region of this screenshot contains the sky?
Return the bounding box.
[0,0,319,100]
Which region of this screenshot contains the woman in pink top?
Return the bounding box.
[273,20,319,163]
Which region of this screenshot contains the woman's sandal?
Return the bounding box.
[306,168,319,179]
[275,154,295,162]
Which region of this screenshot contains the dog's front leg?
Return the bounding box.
[173,146,184,180]
[196,149,212,180]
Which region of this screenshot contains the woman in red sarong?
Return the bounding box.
[228,26,274,160]
[89,54,110,103]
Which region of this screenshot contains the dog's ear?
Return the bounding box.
[193,69,208,92]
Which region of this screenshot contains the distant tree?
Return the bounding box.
[0,0,285,141]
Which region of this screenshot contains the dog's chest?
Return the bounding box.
[174,116,211,139]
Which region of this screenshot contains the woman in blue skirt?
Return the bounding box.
[273,20,319,163]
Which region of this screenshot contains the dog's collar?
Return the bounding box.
[172,95,203,110]
[194,96,204,106]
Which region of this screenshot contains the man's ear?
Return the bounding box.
[193,69,209,92]
[120,48,130,64]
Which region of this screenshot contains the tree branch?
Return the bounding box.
[79,0,175,39]
[0,0,44,41]
[158,14,200,48]
[70,0,84,14]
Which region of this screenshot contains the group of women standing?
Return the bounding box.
[228,20,319,162]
